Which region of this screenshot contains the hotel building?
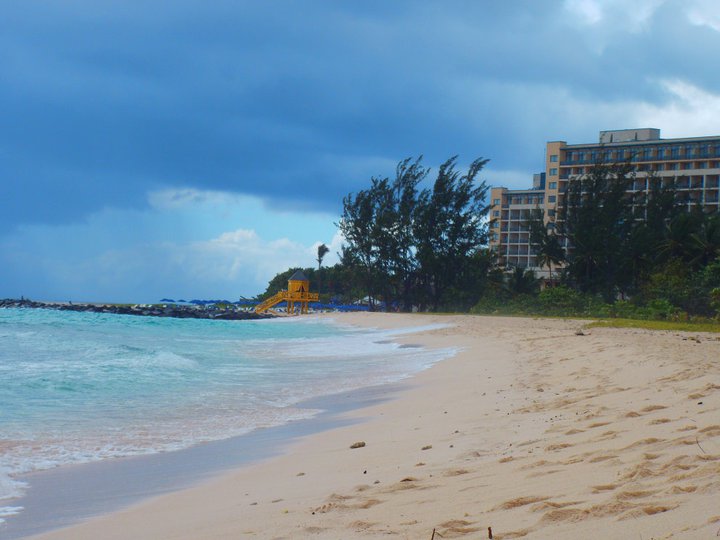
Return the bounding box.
[489,128,720,275]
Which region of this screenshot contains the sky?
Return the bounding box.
[2,0,720,302]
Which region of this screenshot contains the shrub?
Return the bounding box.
[537,286,587,316]
[645,299,683,320]
[710,287,720,317]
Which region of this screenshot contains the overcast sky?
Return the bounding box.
[2,0,720,302]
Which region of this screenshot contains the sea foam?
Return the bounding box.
[0,308,456,523]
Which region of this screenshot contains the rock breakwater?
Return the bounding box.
[0,298,272,320]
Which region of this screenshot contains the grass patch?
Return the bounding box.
[586,318,720,333]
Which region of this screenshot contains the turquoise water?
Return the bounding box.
[0,308,453,524]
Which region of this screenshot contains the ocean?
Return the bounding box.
[0,307,454,531]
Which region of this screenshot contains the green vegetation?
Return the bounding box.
[258,264,366,305]
[337,156,492,311]
[261,156,719,321]
[586,318,720,333]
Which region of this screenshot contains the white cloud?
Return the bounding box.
[563,0,720,35]
[484,168,536,191]
[564,0,666,29]
[192,228,312,282]
[633,79,720,138]
[564,0,604,25]
[212,229,259,244]
[687,0,720,32]
[1,187,341,302]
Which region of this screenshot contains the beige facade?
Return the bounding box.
[489,129,720,275]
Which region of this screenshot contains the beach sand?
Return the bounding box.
[26,313,720,539]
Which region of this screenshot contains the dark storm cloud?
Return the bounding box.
[2,0,720,232]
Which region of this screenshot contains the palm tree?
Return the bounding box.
[656,212,700,264]
[316,243,330,296]
[505,266,539,296]
[690,214,720,268]
[535,232,565,284]
[529,211,565,285]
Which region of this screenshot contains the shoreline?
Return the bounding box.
[3,383,406,540]
[19,312,720,539]
[2,313,451,539]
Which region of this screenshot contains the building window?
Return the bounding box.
[548,209,556,217]
[550,154,558,162]
[549,181,557,189]
[493,210,500,217]
[493,198,500,205]
[548,195,556,203]
[549,168,558,176]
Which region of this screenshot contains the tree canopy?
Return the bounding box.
[260,154,720,320]
[337,156,491,311]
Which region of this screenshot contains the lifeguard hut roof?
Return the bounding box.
[289,270,309,282]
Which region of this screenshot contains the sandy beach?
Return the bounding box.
[25,313,720,540]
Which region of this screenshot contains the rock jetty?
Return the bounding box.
[0,298,272,320]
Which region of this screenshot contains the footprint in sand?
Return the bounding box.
[668,485,697,494]
[530,500,584,512]
[587,454,618,463]
[618,504,677,520]
[622,437,662,449]
[640,405,668,413]
[495,495,550,510]
[614,488,658,500]
[443,468,470,477]
[591,483,619,493]
[699,424,720,436]
[545,442,573,451]
[436,519,481,536]
[347,520,377,531]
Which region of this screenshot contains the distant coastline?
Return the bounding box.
[0,298,273,321]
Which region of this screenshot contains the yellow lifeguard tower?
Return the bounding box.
[254,270,319,314]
